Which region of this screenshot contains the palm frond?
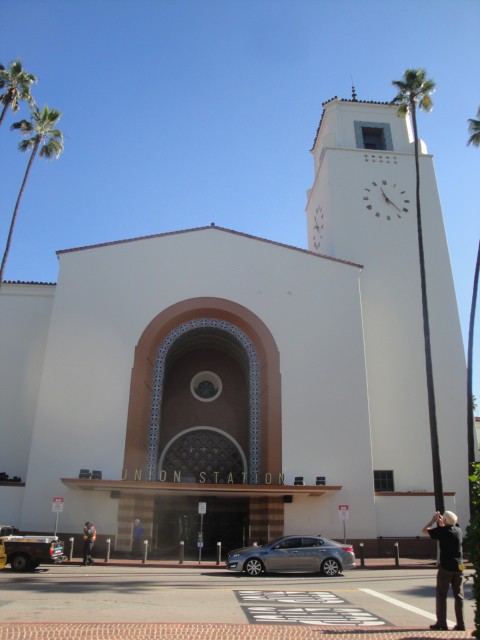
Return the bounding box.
[391,68,435,117]
[40,138,64,159]
[467,107,480,147]
[0,59,37,119]
[18,138,37,153]
[419,94,434,113]
[11,119,35,135]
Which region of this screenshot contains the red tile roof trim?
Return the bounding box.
[2,280,56,286]
[56,225,363,269]
[311,96,393,151]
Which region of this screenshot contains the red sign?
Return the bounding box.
[338,504,349,520]
[52,497,64,512]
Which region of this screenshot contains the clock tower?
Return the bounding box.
[306,97,467,506]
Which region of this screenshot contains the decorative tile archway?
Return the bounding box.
[146,318,261,481]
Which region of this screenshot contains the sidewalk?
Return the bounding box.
[0,622,474,639]
[67,555,443,570]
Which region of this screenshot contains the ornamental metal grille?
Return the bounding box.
[146,318,261,481]
[161,428,246,483]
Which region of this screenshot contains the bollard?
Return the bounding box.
[394,541,400,566]
[142,539,148,564]
[179,540,184,565]
[359,542,365,567]
[105,538,111,563]
[69,537,74,562]
[216,541,221,565]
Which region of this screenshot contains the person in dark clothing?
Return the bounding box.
[422,510,465,631]
[82,521,96,566]
[131,518,144,559]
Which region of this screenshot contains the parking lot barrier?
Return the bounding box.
[105,538,111,563]
[142,539,148,564]
[359,542,365,567]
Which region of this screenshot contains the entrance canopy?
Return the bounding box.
[61,478,342,498]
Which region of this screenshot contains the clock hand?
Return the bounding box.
[381,188,402,213]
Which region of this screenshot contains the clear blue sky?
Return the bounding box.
[1,0,479,400]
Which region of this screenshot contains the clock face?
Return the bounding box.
[362,179,411,220]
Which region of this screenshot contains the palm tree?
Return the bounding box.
[468,106,480,147]
[391,69,444,512]
[0,105,64,284]
[0,60,37,129]
[467,106,480,516]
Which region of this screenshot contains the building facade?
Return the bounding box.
[0,98,469,556]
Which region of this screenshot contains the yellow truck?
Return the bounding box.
[0,525,65,571]
[0,541,6,569]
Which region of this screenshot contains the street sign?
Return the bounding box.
[338,504,349,520]
[198,503,206,563]
[52,497,64,513]
[52,497,64,536]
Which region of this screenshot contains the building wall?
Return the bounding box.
[18,229,375,537]
[306,100,468,528]
[0,283,55,481]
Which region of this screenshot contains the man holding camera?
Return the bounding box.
[422,510,465,631]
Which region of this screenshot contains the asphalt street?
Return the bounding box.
[0,562,474,629]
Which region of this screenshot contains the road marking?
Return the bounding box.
[236,591,346,604]
[360,588,454,626]
[244,605,387,626]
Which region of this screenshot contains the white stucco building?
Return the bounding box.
[0,97,469,556]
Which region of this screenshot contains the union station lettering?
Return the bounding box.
[122,469,286,485]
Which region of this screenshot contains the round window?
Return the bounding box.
[190,371,222,402]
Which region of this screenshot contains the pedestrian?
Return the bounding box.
[132,518,144,559]
[82,521,96,566]
[422,510,465,631]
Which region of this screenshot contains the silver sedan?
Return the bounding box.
[226,535,356,577]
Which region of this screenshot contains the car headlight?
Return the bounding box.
[230,553,241,559]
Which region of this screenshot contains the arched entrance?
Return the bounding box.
[119,298,282,554]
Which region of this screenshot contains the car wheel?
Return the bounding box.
[321,558,341,577]
[244,558,264,576]
[11,554,32,572]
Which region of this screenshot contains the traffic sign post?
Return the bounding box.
[52,497,64,536]
[338,504,349,544]
[198,502,206,564]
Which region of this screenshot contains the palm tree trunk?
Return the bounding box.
[411,101,445,513]
[467,240,480,516]
[0,140,39,284]
[0,101,10,129]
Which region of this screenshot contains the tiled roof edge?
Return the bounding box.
[56,225,363,270]
[310,96,393,151]
[1,280,56,286]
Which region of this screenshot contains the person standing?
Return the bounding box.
[132,518,144,559]
[82,521,96,566]
[422,510,465,631]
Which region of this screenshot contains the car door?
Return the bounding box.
[299,536,324,571]
[265,537,304,571]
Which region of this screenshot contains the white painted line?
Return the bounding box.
[360,588,454,626]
